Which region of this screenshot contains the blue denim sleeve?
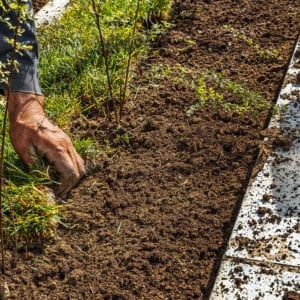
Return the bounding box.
[0,0,43,95]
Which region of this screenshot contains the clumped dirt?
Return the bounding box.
[284,291,300,300]
[32,0,48,12]
[3,0,299,299]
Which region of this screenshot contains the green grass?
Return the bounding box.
[38,0,172,127]
[0,0,172,244]
[2,183,61,242]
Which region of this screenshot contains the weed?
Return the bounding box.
[72,137,99,160]
[114,132,131,147]
[223,25,279,60]
[186,74,223,117]
[187,71,270,116]
[146,62,196,88]
[146,63,172,87]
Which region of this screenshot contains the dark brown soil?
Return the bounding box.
[32,0,48,12]
[284,291,300,300]
[2,0,299,299]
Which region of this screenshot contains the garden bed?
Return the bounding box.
[3,0,299,299]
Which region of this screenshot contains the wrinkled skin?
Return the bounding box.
[7,91,85,197]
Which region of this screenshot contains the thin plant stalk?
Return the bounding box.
[0,2,21,274]
[91,0,118,122]
[119,0,140,120]
[9,203,18,268]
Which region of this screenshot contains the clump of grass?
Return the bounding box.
[2,182,61,243]
[186,71,270,117]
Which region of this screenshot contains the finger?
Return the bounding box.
[67,145,86,177]
[42,144,84,197]
[56,179,78,197]
[56,176,80,197]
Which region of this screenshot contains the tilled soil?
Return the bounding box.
[32,0,48,12]
[3,0,299,299]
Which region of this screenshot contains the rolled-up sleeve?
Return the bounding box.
[0,0,42,95]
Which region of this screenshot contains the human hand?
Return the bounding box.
[7,92,85,197]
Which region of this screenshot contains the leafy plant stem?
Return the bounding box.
[9,202,18,268]
[119,0,141,120]
[91,0,118,122]
[0,1,21,274]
